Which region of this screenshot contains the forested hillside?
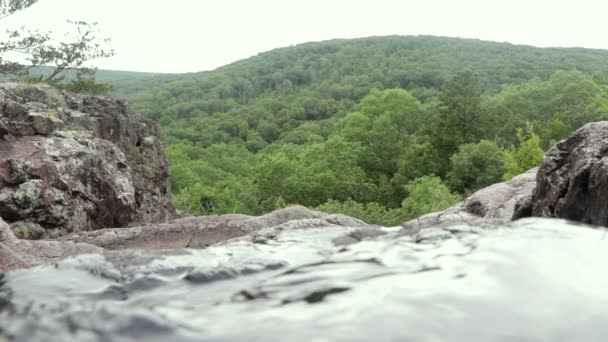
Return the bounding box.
[2,66,161,82]
[109,35,608,225]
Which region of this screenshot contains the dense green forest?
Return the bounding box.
[107,35,608,225]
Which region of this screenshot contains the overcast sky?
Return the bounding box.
[2,0,607,73]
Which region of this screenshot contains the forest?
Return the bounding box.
[103,35,608,225]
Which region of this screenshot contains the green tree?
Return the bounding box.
[540,112,572,148]
[0,0,37,18]
[316,199,407,226]
[92,36,608,222]
[254,150,297,210]
[30,21,115,81]
[257,119,281,143]
[1,2,114,83]
[394,139,444,188]
[503,122,545,181]
[60,75,112,95]
[447,140,506,193]
[277,122,323,145]
[254,136,377,210]
[401,176,460,220]
[167,143,259,215]
[335,88,422,180]
[0,0,45,75]
[481,70,607,148]
[245,131,268,153]
[357,88,423,132]
[173,182,214,215]
[436,69,483,154]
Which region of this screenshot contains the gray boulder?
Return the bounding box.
[515,121,608,225]
[63,205,374,250]
[403,168,537,229]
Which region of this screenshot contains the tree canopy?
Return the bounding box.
[46,36,608,224]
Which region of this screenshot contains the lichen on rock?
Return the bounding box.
[12,180,44,208]
[10,221,45,240]
[0,83,176,237]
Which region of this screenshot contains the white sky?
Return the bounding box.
[2,0,607,73]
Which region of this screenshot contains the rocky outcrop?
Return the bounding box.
[0,83,175,238]
[513,122,608,226]
[0,217,103,269]
[63,205,373,250]
[0,206,374,270]
[1,217,26,271]
[0,243,27,271]
[0,221,27,271]
[402,168,537,229]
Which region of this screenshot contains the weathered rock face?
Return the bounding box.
[0,206,374,270]
[402,168,537,229]
[514,122,608,226]
[2,218,607,341]
[0,220,27,271]
[63,205,373,250]
[0,83,175,237]
[0,216,103,269]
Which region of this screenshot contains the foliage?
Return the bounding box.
[318,176,460,226]
[447,140,506,194]
[0,27,48,76]
[316,199,407,226]
[481,70,606,148]
[0,2,114,92]
[0,0,37,19]
[503,123,545,181]
[59,76,113,95]
[254,136,376,210]
[111,36,608,153]
[95,36,608,223]
[167,143,259,215]
[394,139,444,188]
[436,69,483,154]
[336,88,422,177]
[401,176,461,220]
[28,21,115,81]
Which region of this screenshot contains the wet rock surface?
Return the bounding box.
[63,205,372,250]
[516,122,608,226]
[1,216,103,268]
[0,206,373,271]
[403,168,537,229]
[1,218,607,341]
[0,83,175,237]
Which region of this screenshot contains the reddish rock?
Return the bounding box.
[0,83,176,238]
[0,242,28,271]
[0,216,102,270]
[1,207,371,270]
